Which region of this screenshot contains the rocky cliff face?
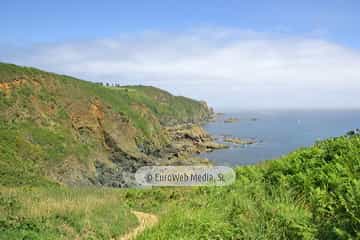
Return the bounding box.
[0,63,217,187]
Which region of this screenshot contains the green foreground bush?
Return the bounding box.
[134,134,360,240]
[1,132,359,240]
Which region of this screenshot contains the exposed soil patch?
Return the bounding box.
[119,211,158,240]
[0,79,26,93]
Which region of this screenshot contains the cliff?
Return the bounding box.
[0,62,215,187]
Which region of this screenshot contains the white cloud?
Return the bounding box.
[2,29,360,110]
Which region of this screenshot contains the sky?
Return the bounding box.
[1,0,360,110]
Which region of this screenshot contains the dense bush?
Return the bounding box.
[263,135,360,239]
[135,135,360,239]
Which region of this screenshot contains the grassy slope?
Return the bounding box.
[132,134,360,240]
[0,63,212,187]
[2,130,359,239]
[0,186,138,239]
[1,63,359,239]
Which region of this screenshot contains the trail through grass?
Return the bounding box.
[119,211,158,240]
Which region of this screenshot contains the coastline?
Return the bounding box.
[94,111,226,187]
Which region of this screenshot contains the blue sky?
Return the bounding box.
[2,1,360,109]
[2,0,359,47]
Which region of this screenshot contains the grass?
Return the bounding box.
[0,61,211,135]
[132,134,360,240]
[0,121,92,187]
[0,62,213,187]
[0,186,138,240]
[1,62,359,239]
[1,127,359,240]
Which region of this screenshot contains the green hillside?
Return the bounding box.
[1,130,359,239]
[1,63,359,239]
[0,62,214,187]
[133,134,360,240]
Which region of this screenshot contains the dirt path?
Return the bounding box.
[119,211,158,240]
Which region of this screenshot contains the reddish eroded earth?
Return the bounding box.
[0,78,26,93]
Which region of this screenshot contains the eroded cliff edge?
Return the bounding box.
[0,63,222,187]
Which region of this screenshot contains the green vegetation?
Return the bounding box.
[0,121,91,187]
[124,85,211,125]
[2,134,359,239]
[1,62,359,239]
[0,62,213,187]
[131,134,360,240]
[0,186,137,239]
[0,63,44,83]
[0,62,211,135]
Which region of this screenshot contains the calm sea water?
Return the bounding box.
[199,110,360,166]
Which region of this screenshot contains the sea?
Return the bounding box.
[199,110,360,166]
